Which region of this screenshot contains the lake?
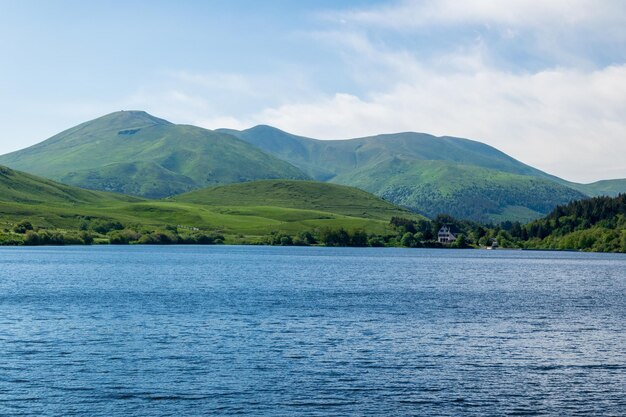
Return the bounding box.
[0,246,625,416]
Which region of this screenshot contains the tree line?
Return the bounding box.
[1,219,224,246]
[2,194,624,252]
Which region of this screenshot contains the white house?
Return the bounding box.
[437,225,456,244]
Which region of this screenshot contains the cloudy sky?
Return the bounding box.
[1,0,625,182]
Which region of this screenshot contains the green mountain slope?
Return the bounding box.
[4,111,623,223]
[0,166,411,241]
[567,179,626,197]
[219,125,560,181]
[332,159,585,223]
[0,111,308,198]
[0,165,139,205]
[172,179,421,221]
[220,125,592,222]
[59,161,199,198]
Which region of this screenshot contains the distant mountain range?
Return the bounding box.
[220,126,626,222]
[1,110,624,222]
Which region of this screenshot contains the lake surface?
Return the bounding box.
[0,246,625,416]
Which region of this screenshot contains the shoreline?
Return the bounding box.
[1,242,624,254]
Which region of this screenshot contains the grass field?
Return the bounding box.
[1,167,421,243]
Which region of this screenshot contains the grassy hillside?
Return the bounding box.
[172,180,421,221]
[330,159,586,223]
[0,111,308,198]
[219,125,556,181]
[222,125,594,222]
[567,179,626,197]
[4,111,623,223]
[0,167,411,243]
[0,165,139,204]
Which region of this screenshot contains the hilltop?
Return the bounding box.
[567,179,626,197]
[0,111,307,198]
[221,125,601,222]
[172,179,420,221]
[219,125,557,181]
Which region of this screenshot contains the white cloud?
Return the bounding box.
[242,58,626,183]
[123,70,322,130]
[222,1,626,183]
[6,1,622,185]
[117,3,626,183]
[340,0,626,30]
[330,0,626,70]
[194,116,250,131]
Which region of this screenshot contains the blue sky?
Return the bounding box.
[1,0,625,182]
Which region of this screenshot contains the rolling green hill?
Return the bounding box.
[0,165,139,205]
[0,111,308,198]
[220,125,594,222]
[172,179,420,221]
[0,166,411,242]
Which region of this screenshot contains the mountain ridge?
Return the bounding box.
[218,124,561,182]
[2,111,625,222]
[0,112,309,198]
[220,124,611,222]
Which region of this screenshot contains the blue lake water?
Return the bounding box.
[0,246,625,416]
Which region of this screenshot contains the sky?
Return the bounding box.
[1,0,625,183]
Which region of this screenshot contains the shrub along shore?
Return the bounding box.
[0,217,460,248]
[0,210,626,252]
[3,197,625,253]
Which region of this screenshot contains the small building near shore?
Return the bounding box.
[437,226,456,244]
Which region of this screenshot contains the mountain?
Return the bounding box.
[219,126,594,222]
[3,111,623,223]
[218,125,562,180]
[0,111,308,198]
[171,179,419,221]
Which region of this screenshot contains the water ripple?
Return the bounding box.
[0,246,624,416]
